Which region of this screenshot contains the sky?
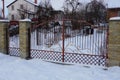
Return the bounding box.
[0,0,120,17]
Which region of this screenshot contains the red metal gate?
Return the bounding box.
[30,19,108,66]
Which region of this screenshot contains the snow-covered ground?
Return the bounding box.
[0,53,120,80]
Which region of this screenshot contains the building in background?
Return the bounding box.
[7,0,38,20]
[107,7,120,20]
[106,0,120,20]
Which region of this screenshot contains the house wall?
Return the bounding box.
[8,0,37,20]
[107,8,120,20]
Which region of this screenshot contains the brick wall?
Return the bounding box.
[108,19,120,66]
[19,20,31,59]
[0,20,9,54]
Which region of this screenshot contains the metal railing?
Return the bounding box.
[30,19,108,66]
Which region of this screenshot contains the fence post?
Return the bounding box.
[108,17,120,66]
[0,20,9,54]
[19,19,31,59]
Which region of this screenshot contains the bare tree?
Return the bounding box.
[85,0,107,24]
[0,8,3,19]
[63,0,83,30]
[36,0,54,23]
[39,0,51,9]
[63,0,82,19]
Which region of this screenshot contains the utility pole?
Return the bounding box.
[2,0,5,18]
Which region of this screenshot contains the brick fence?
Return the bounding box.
[0,20,9,54]
[19,19,31,59]
[0,19,31,59]
[108,18,120,66]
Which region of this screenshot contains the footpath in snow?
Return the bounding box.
[0,53,120,80]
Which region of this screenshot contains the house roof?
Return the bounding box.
[7,0,38,8]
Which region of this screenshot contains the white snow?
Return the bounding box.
[0,19,9,22]
[19,18,31,22]
[9,35,19,48]
[110,17,120,20]
[0,53,120,80]
[30,29,107,55]
[9,28,107,55]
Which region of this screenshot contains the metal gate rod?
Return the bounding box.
[62,19,65,62]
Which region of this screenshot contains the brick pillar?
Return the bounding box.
[0,20,9,54]
[19,19,31,59]
[108,17,120,66]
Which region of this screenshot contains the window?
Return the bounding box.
[11,5,14,10]
[118,11,120,16]
[11,15,14,20]
[20,4,23,9]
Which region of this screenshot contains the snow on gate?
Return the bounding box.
[30,20,108,66]
[8,20,108,66]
